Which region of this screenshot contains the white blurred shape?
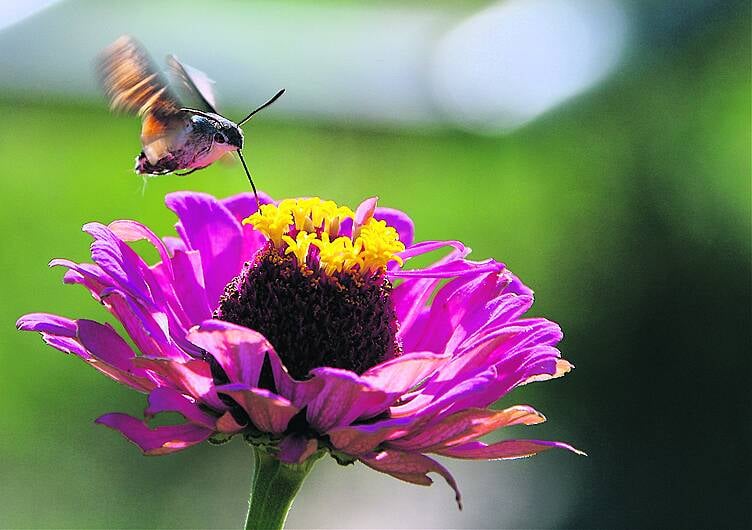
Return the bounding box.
[432,0,628,133]
[0,0,60,31]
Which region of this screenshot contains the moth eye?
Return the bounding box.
[214,133,226,143]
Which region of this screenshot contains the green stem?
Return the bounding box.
[244,447,322,530]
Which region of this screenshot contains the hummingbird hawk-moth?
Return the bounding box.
[97,35,284,205]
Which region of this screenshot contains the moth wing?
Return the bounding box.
[97,35,183,117]
[140,112,187,165]
[98,36,187,164]
[167,55,219,113]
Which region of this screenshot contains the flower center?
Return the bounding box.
[215,198,404,380]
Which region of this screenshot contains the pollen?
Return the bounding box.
[242,198,403,276]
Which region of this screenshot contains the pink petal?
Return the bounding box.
[374,206,414,247]
[82,222,153,303]
[17,314,155,392]
[187,320,272,387]
[359,450,462,509]
[164,192,244,305]
[220,191,276,260]
[390,406,546,452]
[217,384,299,434]
[521,359,574,385]
[162,236,186,255]
[266,351,324,409]
[169,250,212,323]
[144,387,216,429]
[17,312,77,336]
[395,320,564,418]
[135,358,225,410]
[305,368,389,432]
[76,319,136,371]
[51,259,112,295]
[328,416,415,455]
[397,240,468,262]
[405,270,519,354]
[220,191,275,223]
[95,413,212,455]
[353,197,378,235]
[361,351,449,394]
[435,439,586,460]
[278,435,318,464]
[109,220,174,281]
[100,288,194,361]
[216,411,245,433]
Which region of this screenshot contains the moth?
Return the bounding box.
[97,35,284,205]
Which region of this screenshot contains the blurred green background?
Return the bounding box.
[0,1,749,528]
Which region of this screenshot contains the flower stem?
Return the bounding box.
[245,447,322,530]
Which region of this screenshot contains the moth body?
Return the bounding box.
[98,35,282,203]
[134,114,243,175]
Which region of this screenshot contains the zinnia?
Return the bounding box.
[17,191,582,528]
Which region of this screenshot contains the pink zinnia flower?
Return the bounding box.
[17,191,581,521]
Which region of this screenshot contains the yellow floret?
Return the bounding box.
[243,203,293,246]
[281,231,318,265]
[313,233,364,276]
[357,218,405,272]
[245,198,403,276]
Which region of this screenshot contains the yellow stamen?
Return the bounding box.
[313,233,363,275]
[244,198,403,276]
[281,231,318,265]
[243,203,292,246]
[357,218,405,272]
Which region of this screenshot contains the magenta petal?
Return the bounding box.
[51,259,112,296]
[82,222,153,302]
[266,351,324,409]
[390,406,546,452]
[144,387,216,429]
[354,197,378,226]
[17,313,89,358]
[108,220,174,280]
[434,439,586,460]
[405,270,513,354]
[76,319,137,371]
[278,435,318,464]
[164,192,244,305]
[305,368,388,432]
[391,257,503,279]
[168,250,212,323]
[216,411,246,433]
[359,450,462,509]
[95,413,212,455]
[163,236,186,255]
[135,358,225,410]
[18,314,155,392]
[374,206,414,247]
[102,289,194,361]
[398,240,468,262]
[16,313,77,336]
[217,383,298,434]
[220,192,274,262]
[187,320,271,387]
[220,191,275,222]
[328,416,415,455]
[361,351,449,394]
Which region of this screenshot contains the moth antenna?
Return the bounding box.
[179,108,216,120]
[237,89,285,126]
[237,149,260,211]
